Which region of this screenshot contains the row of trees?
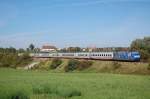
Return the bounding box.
[0,44,40,53]
[0,44,36,68]
[0,52,32,68]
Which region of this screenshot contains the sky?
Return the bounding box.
[0,0,150,49]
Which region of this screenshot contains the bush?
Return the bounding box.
[50,58,62,69]
[65,59,93,72]
[0,53,32,68]
[112,61,121,70]
[65,59,79,72]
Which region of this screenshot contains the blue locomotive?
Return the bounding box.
[113,51,140,61]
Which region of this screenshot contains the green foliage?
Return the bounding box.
[50,58,62,69]
[112,61,121,70]
[65,59,93,72]
[0,52,32,68]
[65,59,79,72]
[67,47,82,52]
[18,48,25,53]
[131,37,150,61]
[29,43,35,51]
[0,47,17,53]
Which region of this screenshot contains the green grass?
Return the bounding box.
[0,68,150,99]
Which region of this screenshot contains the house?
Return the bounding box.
[40,45,57,52]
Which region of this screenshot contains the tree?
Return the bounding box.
[18,48,25,53]
[29,44,35,51]
[130,37,150,61]
[67,47,81,52]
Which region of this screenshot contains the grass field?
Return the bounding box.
[0,68,150,99]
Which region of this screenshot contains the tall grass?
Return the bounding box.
[0,68,150,99]
[32,83,81,98]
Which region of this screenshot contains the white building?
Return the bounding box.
[40,45,57,52]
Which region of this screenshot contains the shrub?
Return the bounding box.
[65,59,93,72]
[0,52,32,68]
[112,61,121,70]
[50,58,62,69]
[65,59,79,72]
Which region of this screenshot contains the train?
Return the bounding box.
[32,51,140,61]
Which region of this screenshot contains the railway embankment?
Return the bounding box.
[30,59,150,75]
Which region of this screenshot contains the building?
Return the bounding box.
[40,45,57,52]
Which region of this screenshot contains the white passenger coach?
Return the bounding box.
[33,52,114,60]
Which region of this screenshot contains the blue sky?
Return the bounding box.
[0,0,150,48]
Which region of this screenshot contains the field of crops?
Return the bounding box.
[0,68,150,99]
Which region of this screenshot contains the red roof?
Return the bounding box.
[42,45,57,49]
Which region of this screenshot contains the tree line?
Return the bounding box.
[0,44,36,68]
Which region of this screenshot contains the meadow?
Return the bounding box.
[0,68,150,99]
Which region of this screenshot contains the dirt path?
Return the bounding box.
[24,62,39,70]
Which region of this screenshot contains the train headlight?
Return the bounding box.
[134,55,140,58]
